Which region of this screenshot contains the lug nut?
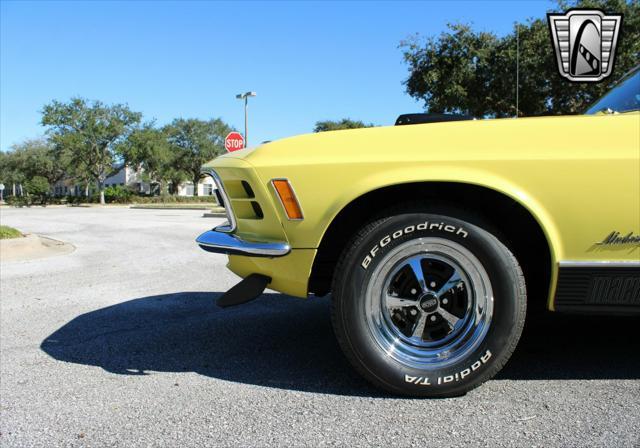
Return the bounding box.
[430,315,437,322]
[442,298,448,305]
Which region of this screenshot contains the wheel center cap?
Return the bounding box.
[419,293,439,313]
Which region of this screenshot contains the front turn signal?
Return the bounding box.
[272,179,304,220]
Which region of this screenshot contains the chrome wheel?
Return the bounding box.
[365,238,494,369]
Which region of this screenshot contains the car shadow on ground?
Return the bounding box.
[40,292,640,396]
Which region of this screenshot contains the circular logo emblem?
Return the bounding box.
[419,294,439,313]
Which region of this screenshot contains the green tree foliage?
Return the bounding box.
[41,97,142,204]
[0,139,65,197]
[400,0,639,117]
[164,118,232,196]
[165,167,189,196]
[314,119,375,132]
[102,185,133,204]
[119,123,175,194]
[0,150,26,195]
[24,175,50,203]
[11,138,67,187]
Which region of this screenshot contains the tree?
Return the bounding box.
[165,167,189,195]
[119,123,174,195]
[164,118,232,196]
[66,158,94,198]
[11,138,67,188]
[24,176,50,204]
[0,139,63,197]
[400,0,640,117]
[41,97,142,204]
[0,150,26,196]
[314,119,375,132]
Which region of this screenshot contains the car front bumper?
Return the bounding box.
[196,227,291,257]
[196,225,315,298]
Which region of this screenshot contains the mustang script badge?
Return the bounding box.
[548,9,622,82]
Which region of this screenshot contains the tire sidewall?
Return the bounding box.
[335,212,524,396]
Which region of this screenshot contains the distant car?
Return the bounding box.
[197,67,640,397]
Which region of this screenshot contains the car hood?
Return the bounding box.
[205,114,634,170]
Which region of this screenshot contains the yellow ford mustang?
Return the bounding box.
[198,67,640,397]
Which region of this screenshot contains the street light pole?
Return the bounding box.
[236,91,256,148]
[244,96,248,146]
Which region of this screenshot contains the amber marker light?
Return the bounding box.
[272,179,304,220]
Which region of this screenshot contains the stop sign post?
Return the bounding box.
[225,132,245,152]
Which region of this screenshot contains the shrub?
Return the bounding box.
[130,194,218,204]
[24,176,50,196]
[42,196,64,205]
[103,185,134,204]
[23,176,51,205]
[6,195,31,207]
[65,194,87,205]
[51,190,219,205]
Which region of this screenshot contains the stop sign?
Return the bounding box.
[225,132,245,152]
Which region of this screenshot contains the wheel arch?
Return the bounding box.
[309,179,559,311]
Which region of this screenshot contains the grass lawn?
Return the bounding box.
[0,225,23,239]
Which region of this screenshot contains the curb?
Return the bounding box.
[0,233,75,262]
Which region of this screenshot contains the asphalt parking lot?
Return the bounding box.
[0,207,638,447]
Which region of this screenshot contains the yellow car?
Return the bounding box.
[197,67,640,397]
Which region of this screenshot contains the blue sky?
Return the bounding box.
[1,0,555,151]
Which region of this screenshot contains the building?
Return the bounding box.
[52,166,217,197]
[103,165,150,194]
[176,179,217,197]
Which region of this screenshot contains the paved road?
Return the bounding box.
[1,207,638,447]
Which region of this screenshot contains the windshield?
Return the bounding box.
[585,68,640,114]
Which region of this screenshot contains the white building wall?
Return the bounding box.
[104,166,152,194]
[177,177,217,197]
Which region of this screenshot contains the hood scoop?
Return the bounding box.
[395,113,474,126]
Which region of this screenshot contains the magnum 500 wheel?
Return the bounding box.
[331,210,526,397]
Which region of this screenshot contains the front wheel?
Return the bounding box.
[331,210,526,397]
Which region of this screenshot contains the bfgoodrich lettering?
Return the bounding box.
[361,221,468,269]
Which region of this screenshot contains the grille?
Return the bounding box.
[206,169,264,230]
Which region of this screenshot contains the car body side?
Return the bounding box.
[204,113,640,309]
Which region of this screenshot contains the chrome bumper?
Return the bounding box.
[196,227,291,257]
